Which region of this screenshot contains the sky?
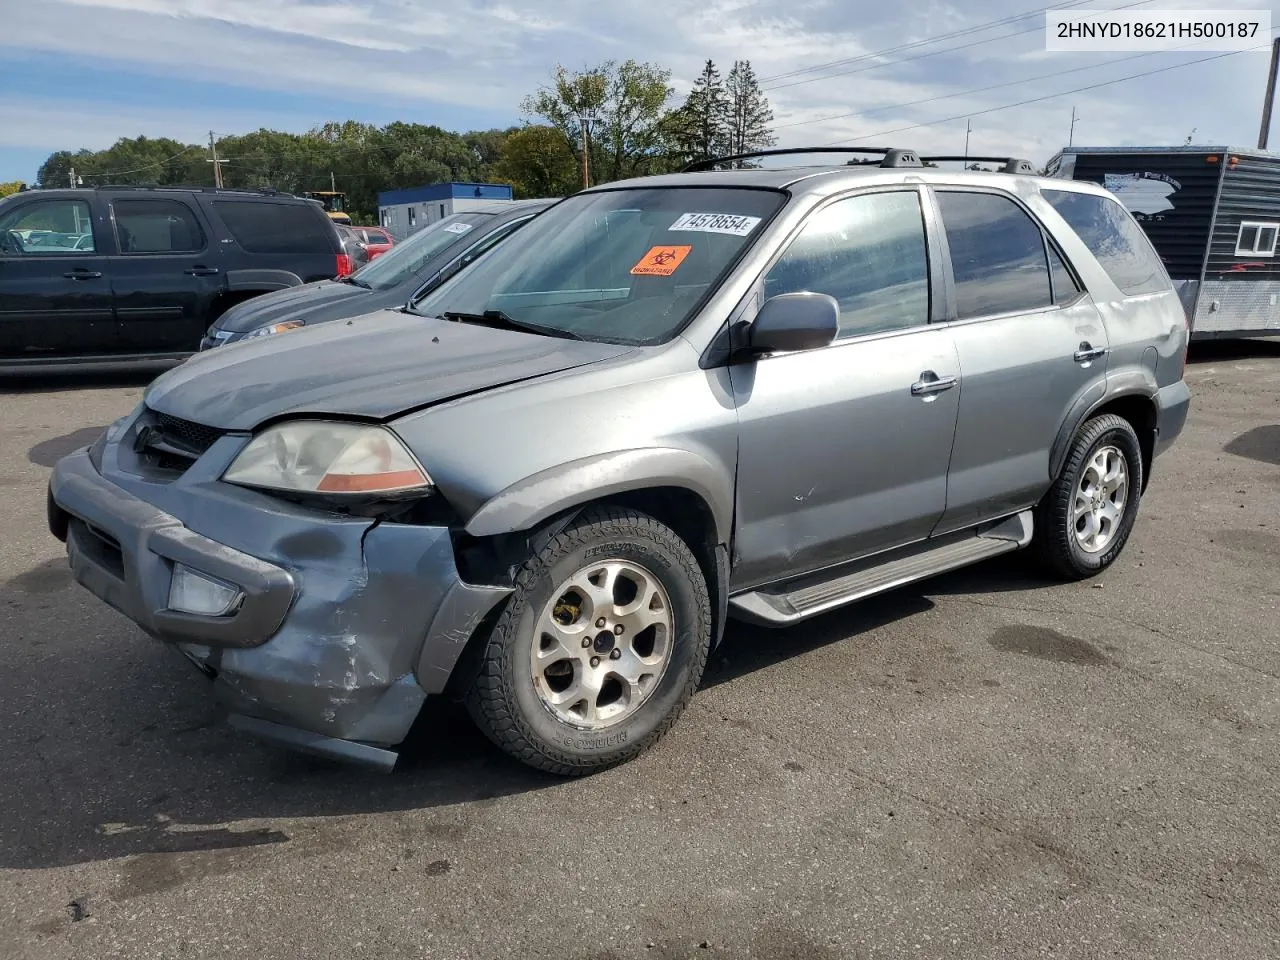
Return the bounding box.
[1,0,1277,184]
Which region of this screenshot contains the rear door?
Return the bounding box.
[928,187,1107,536]
[108,195,221,353]
[0,194,116,360]
[207,198,340,283]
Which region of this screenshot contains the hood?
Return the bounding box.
[146,309,633,430]
[216,280,377,334]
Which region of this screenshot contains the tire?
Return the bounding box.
[1033,413,1145,581]
[466,506,712,776]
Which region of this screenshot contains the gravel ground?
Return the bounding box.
[1,340,1278,960]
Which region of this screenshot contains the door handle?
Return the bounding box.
[63,270,103,279]
[911,372,958,397]
[1074,342,1108,363]
[185,266,219,276]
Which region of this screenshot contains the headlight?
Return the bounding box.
[244,319,306,340]
[222,421,431,496]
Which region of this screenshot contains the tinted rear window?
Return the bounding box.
[211,200,335,254]
[936,191,1053,319]
[1041,189,1168,295]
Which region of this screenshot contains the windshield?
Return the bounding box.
[349,214,487,290]
[409,188,784,345]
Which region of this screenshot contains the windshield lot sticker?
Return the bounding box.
[669,212,761,236]
[631,245,693,276]
[442,222,473,235]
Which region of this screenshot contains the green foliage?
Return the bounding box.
[522,59,676,185]
[0,181,25,198]
[493,125,581,198]
[30,57,778,219]
[724,60,776,163]
[664,60,731,169]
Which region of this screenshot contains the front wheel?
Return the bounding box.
[1033,413,1145,580]
[467,506,712,776]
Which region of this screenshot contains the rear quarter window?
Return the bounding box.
[1040,189,1168,296]
[210,200,336,255]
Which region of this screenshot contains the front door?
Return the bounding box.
[108,196,220,353]
[730,188,962,590]
[927,188,1110,535]
[0,196,115,360]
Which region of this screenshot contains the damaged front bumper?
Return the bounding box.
[47,427,510,769]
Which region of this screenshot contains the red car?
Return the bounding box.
[351,226,395,260]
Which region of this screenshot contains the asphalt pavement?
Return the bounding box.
[1,341,1278,960]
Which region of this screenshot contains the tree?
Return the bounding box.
[724,60,776,165]
[522,59,674,185]
[493,125,580,198]
[665,59,730,168]
[0,181,27,198]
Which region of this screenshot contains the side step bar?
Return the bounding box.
[728,511,1033,627]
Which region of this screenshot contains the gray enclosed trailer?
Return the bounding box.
[1047,145,1280,340]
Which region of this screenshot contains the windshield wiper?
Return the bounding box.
[439,310,583,341]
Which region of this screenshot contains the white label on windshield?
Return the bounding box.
[442,222,473,235]
[669,212,761,236]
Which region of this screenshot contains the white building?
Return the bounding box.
[377,182,515,240]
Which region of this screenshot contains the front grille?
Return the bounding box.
[153,412,225,455]
[126,408,227,479]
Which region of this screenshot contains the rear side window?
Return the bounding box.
[936,191,1053,319]
[1047,243,1082,303]
[1041,189,1167,295]
[113,198,204,253]
[211,200,335,254]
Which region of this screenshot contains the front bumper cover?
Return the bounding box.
[47,442,511,751]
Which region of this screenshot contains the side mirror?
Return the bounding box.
[747,292,839,355]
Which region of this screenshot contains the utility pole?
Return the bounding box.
[578,111,597,190]
[330,171,336,192]
[1069,106,1079,148]
[208,131,223,188]
[1258,37,1280,150]
[963,120,971,163]
[69,166,76,189]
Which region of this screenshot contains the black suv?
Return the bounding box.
[0,186,348,368]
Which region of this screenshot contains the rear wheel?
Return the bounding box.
[1033,413,1144,580]
[467,506,712,776]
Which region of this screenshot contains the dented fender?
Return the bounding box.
[462,446,734,544]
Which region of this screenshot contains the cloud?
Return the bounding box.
[0,98,322,152]
[1,0,1275,174]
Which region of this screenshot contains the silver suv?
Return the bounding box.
[47,147,1191,776]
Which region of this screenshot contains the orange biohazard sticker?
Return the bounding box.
[630,245,692,277]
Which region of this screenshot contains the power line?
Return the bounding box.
[759,0,1100,84]
[820,40,1274,147]
[762,0,1156,92]
[775,35,1215,133]
[77,145,202,179]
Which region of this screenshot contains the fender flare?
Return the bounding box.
[461,447,734,546]
[1049,378,1158,480]
[225,268,304,293]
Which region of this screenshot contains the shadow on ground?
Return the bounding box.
[1187,337,1280,364]
[28,426,110,468]
[0,546,1056,872]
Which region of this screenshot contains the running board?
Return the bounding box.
[728,511,1033,627]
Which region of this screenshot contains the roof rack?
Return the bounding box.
[919,156,1039,175]
[682,147,923,172]
[69,183,296,198]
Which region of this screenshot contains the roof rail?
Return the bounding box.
[919,155,1039,175]
[682,146,922,172]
